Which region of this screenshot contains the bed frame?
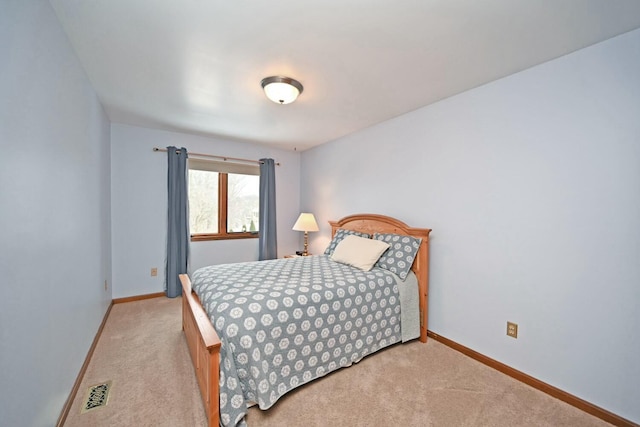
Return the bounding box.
[179,213,431,427]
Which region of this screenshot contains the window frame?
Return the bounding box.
[189,160,260,242]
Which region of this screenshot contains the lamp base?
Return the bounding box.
[302,232,309,256]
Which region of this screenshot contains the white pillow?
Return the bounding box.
[330,235,390,271]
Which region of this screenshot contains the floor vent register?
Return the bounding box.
[81,381,112,413]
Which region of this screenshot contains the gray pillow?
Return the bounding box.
[373,233,422,280]
[324,229,371,255]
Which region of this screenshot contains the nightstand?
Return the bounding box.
[284,254,301,259]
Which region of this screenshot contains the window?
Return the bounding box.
[188,159,260,241]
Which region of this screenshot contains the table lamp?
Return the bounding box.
[292,213,319,256]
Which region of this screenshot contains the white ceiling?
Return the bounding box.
[50,1,640,151]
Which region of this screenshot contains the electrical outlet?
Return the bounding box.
[507,321,518,339]
[151,268,158,277]
[104,280,108,291]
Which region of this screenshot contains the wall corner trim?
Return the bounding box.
[113,292,166,304]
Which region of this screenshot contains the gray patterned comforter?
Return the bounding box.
[191,255,406,427]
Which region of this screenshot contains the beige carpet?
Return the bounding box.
[64,297,611,427]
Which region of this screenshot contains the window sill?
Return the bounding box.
[191,233,259,242]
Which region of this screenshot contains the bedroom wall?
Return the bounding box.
[0,2,112,426]
[110,124,301,298]
[301,29,640,423]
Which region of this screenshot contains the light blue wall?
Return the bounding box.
[110,124,301,298]
[301,29,640,423]
[0,2,112,426]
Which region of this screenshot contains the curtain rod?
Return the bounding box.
[152,147,280,166]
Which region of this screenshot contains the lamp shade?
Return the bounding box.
[261,76,303,104]
[292,213,319,232]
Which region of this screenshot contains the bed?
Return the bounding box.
[179,213,431,426]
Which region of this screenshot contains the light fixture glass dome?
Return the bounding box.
[261,76,303,104]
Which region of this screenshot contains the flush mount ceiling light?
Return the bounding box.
[261,76,303,104]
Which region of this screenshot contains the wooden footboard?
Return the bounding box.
[179,274,221,427]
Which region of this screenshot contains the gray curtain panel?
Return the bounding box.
[165,146,190,298]
[259,158,277,260]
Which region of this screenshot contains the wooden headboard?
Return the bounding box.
[328,214,432,342]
